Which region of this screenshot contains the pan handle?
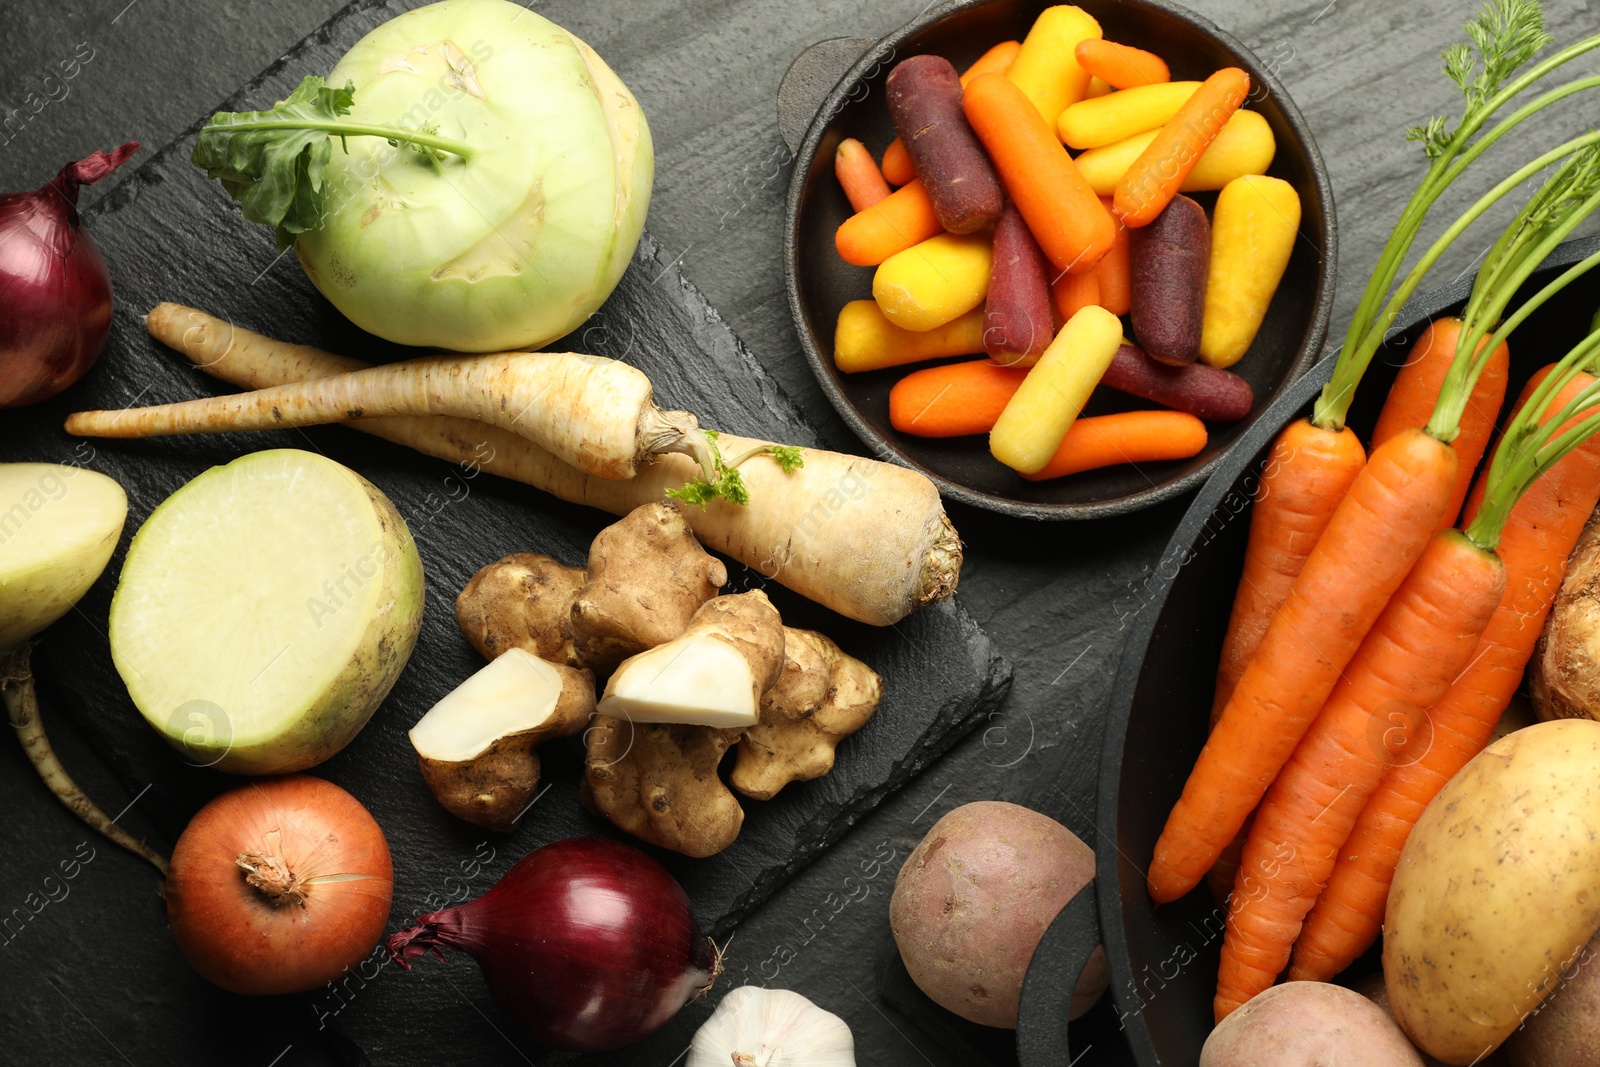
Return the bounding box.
[1017,882,1102,1066]
[777,37,875,153]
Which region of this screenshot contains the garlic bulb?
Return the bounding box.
[687,986,856,1067]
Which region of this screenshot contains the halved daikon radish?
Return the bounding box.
[109,449,423,774]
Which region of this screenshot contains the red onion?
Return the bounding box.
[0,142,137,408]
[387,837,720,1052]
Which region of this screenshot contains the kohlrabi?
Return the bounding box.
[192,0,652,353]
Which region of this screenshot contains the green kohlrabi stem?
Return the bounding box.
[1466,326,1600,549]
[1313,129,1600,429]
[212,118,472,160]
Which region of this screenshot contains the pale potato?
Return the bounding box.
[1202,982,1424,1066]
[888,801,1106,1028]
[1384,719,1600,1065]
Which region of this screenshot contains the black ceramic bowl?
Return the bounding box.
[1023,236,1600,1065]
[783,0,1337,520]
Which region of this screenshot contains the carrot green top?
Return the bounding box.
[1313,0,1600,432]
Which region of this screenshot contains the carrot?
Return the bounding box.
[1290,367,1600,983]
[889,359,1028,437]
[990,305,1123,473]
[1114,67,1249,228]
[881,39,1020,185]
[834,179,943,267]
[1150,427,1458,906]
[1215,525,1505,1020]
[138,304,964,629]
[1074,38,1171,88]
[963,72,1115,275]
[834,137,891,212]
[1051,270,1100,322]
[1006,5,1101,121]
[1019,410,1206,480]
[1370,316,1510,530]
[1209,419,1367,721]
[1091,196,1131,315]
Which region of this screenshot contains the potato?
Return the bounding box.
[888,800,1106,1028]
[1202,982,1425,1066]
[1129,194,1209,366]
[1384,719,1600,1064]
[1351,972,1502,1067]
[1528,511,1600,721]
[1505,928,1600,1066]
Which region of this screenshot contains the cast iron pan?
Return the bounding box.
[779,0,1337,520]
[1017,235,1600,1066]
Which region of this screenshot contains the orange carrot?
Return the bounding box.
[882,40,1020,186]
[1207,813,1252,907]
[1020,410,1206,480]
[1291,368,1600,983]
[1074,38,1171,88]
[835,179,943,267]
[834,137,892,212]
[1371,316,1511,530]
[1149,428,1457,905]
[889,359,1027,437]
[1051,270,1100,322]
[963,72,1115,274]
[1215,526,1505,1020]
[1091,196,1131,315]
[1114,67,1250,228]
[1210,419,1367,720]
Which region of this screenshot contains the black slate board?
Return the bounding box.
[0,2,1010,1062]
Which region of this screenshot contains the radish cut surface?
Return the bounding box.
[109,449,423,774]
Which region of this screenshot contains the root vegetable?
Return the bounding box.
[1075,109,1274,197]
[1202,983,1425,1066]
[1057,81,1200,150]
[410,649,594,832]
[166,776,393,995]
[1100,343,1255,422]
[455,552,588,666]
[1200,175,1302,369]
[990,304,1123,473]
[835,180,944,267]
[146,304,961,627]
[833,300,985,374]
[583,718,746,857]
[599,591,784,729]
[1530,509,1600,721]
[872,231,994,332]
[0,463,168,874]
[731,628,881,800]
[570,502,727,673]
[984,203,1055,366]
[110,449,424,774]
[886,56,1004,234]
[1006,5,1101,122]
[1129,193,1210,366]
[65,351,700,483]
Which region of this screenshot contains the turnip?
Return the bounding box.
[109,449,424,774]
[0,462,167,873]
[123,305,962,625]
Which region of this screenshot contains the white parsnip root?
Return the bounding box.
[136,305,961,626]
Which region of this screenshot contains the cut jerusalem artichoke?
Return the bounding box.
[409,649,595,832]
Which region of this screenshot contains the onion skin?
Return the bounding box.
[387,837,717,1052]
[0,143,137,408]
[165,776,393,995]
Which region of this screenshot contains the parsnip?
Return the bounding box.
[140,304,961,626]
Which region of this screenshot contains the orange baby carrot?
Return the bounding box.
[1091,196,1131,315]
[1051,270,1100,322]
[1020,409,1206,480]
[1370,316,1510,530]
[889,359,1028,437]
[1215,525,1505,1020]
[1150,427,1457,906]
[1291,368,1600,984]
[1074,38,1171,88]
[834,137,892,212]
[882,40,1020,186]
[835,179,943,267]
[963,72,1115,275]
[1115,67,1250,228]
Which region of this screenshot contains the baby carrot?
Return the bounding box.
[1007,5,1102,122]
[835,179,943,267]
[881,40,1020,186]
[964,72,1115,275]
[1057,81,1200,150]
[1091,196,1131,315]
[990,305,1123,473]
[1115,67,1251,228]
[1085,76,1114,98]
[834,138,891,212]
[1074,38,1171,88]
[1200,175,1301,369]
[890,359,1027,437]
[1051,271,1101,323]
[834,301,985,373]
[1076,110,1275,197]
[1020,410,1206,480]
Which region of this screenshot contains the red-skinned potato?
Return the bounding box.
[1203,982,1425,1065]
[889,801,1106,1027]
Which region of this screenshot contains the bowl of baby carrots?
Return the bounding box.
[782,0,1336,519]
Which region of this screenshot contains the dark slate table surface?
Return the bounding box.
[4,1,1598,1064]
